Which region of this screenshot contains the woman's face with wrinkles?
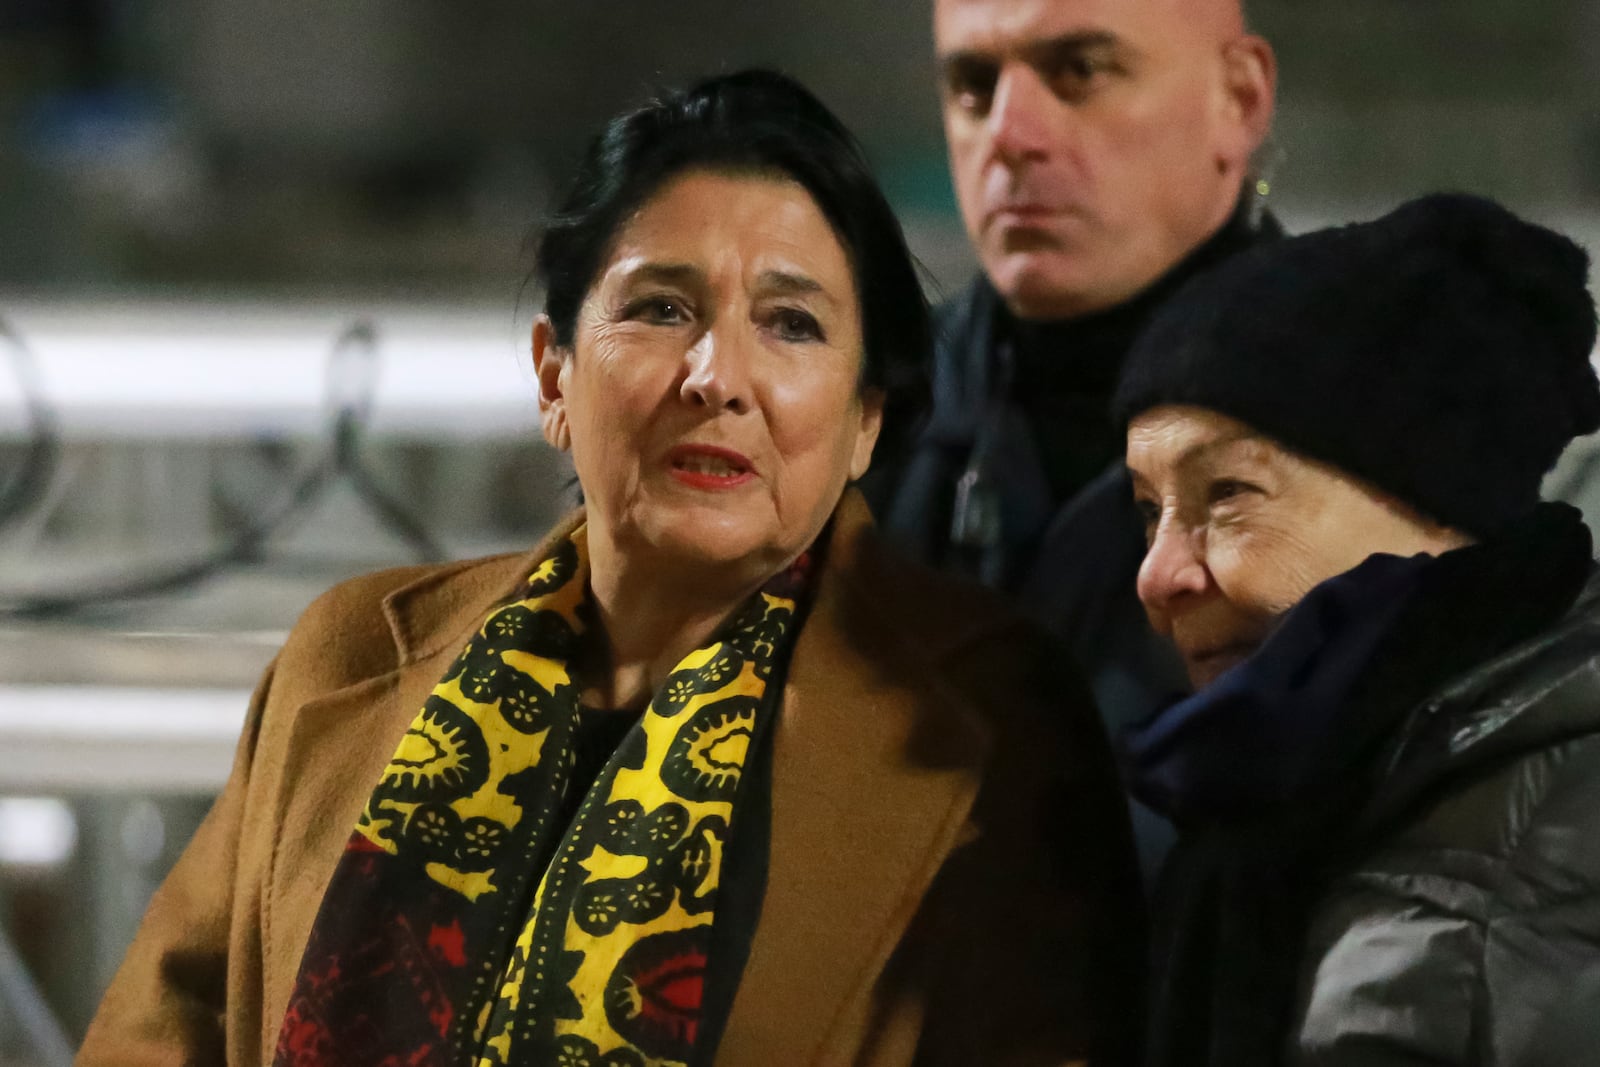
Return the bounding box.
[1127,405,1470,689]
[534,169,882,587]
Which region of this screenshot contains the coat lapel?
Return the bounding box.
[718,497,992,1063]
[259,532,572,1051]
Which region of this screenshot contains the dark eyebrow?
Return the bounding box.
[617,261,702,288]
[939,30,1124,70]
[620,264,832,305]
[938,47,996,73]
[757,270,827,300]
[1026,30,1123,66]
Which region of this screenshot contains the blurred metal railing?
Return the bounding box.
[0,305,548,617]
[0,301,560,1056]
[0,319,449,618]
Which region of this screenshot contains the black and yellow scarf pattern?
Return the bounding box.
[275,523,806,1067]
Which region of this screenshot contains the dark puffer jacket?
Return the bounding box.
[1289,571,1600,1063]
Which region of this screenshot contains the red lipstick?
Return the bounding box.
[665,444,755,490]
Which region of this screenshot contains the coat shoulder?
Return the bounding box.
[272,553,525,698]
[1353,734,1600,906]
[1345,581,1600,897]
[1368,620,1600,903]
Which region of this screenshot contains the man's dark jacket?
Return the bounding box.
[868,204,1282,879]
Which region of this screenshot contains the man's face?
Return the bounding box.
[935,0,1273,320]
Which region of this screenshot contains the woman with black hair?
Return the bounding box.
[80,70,1140,1067]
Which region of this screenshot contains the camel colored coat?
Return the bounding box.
[78,493,1141,1066]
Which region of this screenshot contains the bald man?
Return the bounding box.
[873,0,1277,883]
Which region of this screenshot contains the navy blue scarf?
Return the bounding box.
[1123,550,1433,825]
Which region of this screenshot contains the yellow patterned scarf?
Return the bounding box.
[275,523,808,1067]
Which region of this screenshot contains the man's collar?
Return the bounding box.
[991,195,1283,399]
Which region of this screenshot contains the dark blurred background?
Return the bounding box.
[3,0,1598,298]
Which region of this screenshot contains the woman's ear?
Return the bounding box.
[533,315,572,451]
[849,387,886,481]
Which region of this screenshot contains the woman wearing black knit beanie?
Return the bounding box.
[1115,192,1600,1066]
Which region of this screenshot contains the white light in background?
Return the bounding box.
[0,796,78,868]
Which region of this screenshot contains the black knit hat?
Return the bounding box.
[1113,193,1600,535]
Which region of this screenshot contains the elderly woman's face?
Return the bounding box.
[536,169,880,581]
[1127,405,1470,688]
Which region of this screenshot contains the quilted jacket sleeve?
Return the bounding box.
[1292,876,1600,1067]
[1292,732,1600,1067]
[1290,874,1484,1065]
[1479,893,1600,1065]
